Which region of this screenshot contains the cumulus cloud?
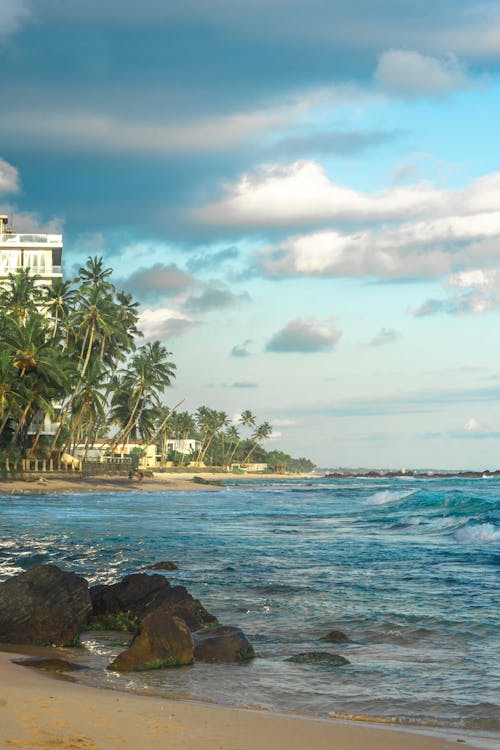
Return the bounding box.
[123,263,196,300]
[230,339,253,357]
[369,327,401,347]
[411,269,500,317]
[195,161,500,230]
[266,317,341,353]
[271,128,398,158]
[184,284,251,313]
[374,49,473,96]
[138,307,197,341]
[0,157,20,194]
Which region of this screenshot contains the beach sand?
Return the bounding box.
[0,651,475,750]
[0,471,302,496]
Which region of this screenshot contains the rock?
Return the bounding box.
[285,652,350,666]
[108,611,194,672]
[13,657,85,672]
[145,561,178,571]
[192,475,225,486]
[193,625,255,662]
[320,629,350,643]
[90,573,217,631]
[0,564,92,646]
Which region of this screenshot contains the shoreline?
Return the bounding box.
[0,650,488,750]
[0,471,308,496]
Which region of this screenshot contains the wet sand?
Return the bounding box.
[0,651,476,750]
[0,471,304,496]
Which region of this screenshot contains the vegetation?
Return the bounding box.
[0,260,315,474]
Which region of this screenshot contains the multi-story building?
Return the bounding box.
[0,214,63,287]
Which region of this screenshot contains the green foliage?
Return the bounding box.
[140,656,191,670]
[87,611,138,632]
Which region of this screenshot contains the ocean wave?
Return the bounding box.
[455,523,500,543]
[365,489,418,505]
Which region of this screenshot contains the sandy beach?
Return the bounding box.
[0,471,303,496]
[0,651,477,750]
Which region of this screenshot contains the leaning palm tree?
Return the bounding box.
[242,421,273,466]
[110,341,176,450]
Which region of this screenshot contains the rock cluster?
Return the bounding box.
[0,563,254,672]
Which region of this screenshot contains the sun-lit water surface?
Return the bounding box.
[1,476,499,738]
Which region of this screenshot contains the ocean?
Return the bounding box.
[1,476,499,744]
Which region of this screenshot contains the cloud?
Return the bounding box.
[266,317,341,353]
[375,49,473,96]
[369,327,401,347]
[186,246,239,273]
[230,339,253,357]
[138,307,197,341]
[184,284,251,313]
[233,166,500,288]
[0,102,307,154]
[0,0,31,38]
[122,263,196,300]
[195,160,500,231]
[0,157,20,194]
[228,381,258,389]
[411,269,500,317]
[271,129,398,158]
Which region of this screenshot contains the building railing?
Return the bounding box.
[0,233,62,246]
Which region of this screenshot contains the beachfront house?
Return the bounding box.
[73,439,158,468]
[0,215,63,287]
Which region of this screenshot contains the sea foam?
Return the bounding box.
[455,523,500,543]
[366,488,417,505]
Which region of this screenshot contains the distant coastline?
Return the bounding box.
[323,469,500,479]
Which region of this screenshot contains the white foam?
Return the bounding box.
[455,523,500,543]
[366,489,417,505]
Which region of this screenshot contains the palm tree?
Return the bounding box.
[242,421,273,466]
[0,269,44,322]
[110,341,176,450]
[43,278,76,343]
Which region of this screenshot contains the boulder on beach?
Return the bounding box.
[285,652,350,667]
[193,625,255,662]
[320,629,350,643]
[144,561,179,571]
[108,611,194,672]
[0,564,92,646]
[90,573,217,631]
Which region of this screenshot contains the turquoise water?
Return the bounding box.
[1,476,499,738]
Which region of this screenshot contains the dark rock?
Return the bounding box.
[108,611,194,672]
[0,564,92,646]
[145,561,178,571]
[193,625,255,662]
[192,475,225,486]
[320,629,350,643]
[13,657,85,672]
[286,652,350,666]
[90,573,217,631]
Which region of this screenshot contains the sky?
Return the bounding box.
[2,0,500,469]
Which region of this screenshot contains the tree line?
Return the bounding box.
[0,258,315,474]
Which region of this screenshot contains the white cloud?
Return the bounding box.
[374,49,473,96]
[196,161,500,230]
[0,0,31,38]
[0,157,20,194]
[138,307,196,341]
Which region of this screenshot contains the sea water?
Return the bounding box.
[1,476,499,741]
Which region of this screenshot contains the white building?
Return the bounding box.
[166,438,200,456]
[0,214,63,287]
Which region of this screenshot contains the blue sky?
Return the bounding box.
[2,0,500,469]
